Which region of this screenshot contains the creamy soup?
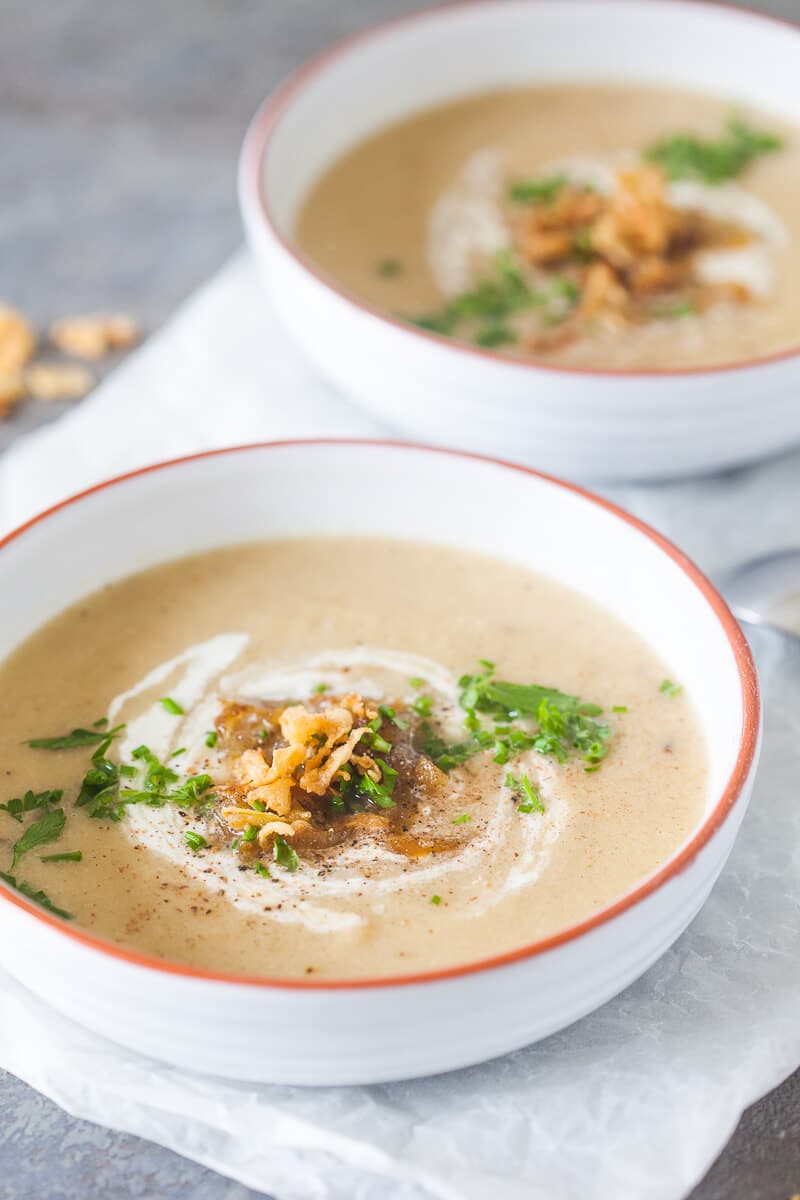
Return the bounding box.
[295,84,800,369]
[0,539,707,979]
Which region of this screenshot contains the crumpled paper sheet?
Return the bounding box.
[1,252,799,1200]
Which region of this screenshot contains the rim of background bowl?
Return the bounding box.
[0,440,760,990]
[239,0,800,381]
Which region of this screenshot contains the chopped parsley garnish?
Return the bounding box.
[204,730,218,748]
[377,258,403,278]
[185,830,208,852]
[475,322,516,348]
[409,249,580,349]
[170,747,186,758]
[645,116,782,184]
[76,736,126,821]
[0,871,72,920]
[159,697,184,715]
[660,679,683,697]
[253,861,271,879]
[26,723,124,751]
[422,661,610,773]
[273,834,299,873]
[409,677,426,689]
[40,850,82,863]
[506,772,545,814]
[507,173,567,205]
[452,813,471,824]
[612,705,628,713]
[11,807,66,868]
[430,894,442,906]
[0,788,62,823]
[653,299,696,319]
[73,738,215,821]
[313,682,329,694]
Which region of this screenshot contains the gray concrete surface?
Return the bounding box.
[0,0,798,1195]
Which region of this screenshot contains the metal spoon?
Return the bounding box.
[718,548,800,639]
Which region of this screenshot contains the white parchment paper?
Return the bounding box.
[0,252,798,1200]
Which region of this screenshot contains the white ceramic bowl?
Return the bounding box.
[0,442,759,1084]
[239,0,800,481]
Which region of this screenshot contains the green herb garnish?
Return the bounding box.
[204,730,218,748]
[475,322,516,348]
[409,677,426,689]
[0,788,63,824]
[412,695,434,718]
[159,697,184,715]
[273,834,299,873]
[26,723,124,751]
[660,679,683,697]
[506,772,545,814]
[612,705,628,713]
[0,871,72,919]
[185,830,208,852]
[377,258,403,278]
[253,861,271,879]
[452,814,471,825]
[40,850,82,863]
[507,173,567,205]
[645,116,782,184]
[242,825,258,843]
[430,894,442,906]
[418,661,609,773]
[313,683,329,694]
[11,808,66,868]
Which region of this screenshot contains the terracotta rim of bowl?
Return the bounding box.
[239,0,800,380]
[0,440,761,989]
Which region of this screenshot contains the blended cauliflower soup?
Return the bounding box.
[295,84,800,369]
[0,538,707,979]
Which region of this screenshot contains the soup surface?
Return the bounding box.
[296,84,800,369]
[0,538,707,979]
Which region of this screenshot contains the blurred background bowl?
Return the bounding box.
[240,0,800,481]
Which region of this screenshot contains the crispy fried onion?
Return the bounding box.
[519,164,754,347]
[220,694,385,847]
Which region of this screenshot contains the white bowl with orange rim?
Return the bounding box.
[239,0,800,480]
[0,442,760,1083]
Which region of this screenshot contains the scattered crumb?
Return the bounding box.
[25,361,95,402]
[0,370,26,416]
[49,312,139,359]
[0,304,36,372]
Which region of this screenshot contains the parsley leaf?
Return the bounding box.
[0,788,62,823]
[507,173,567,205]
[11,808,66,868]
[40,850,82,863]
[27,723,124,750]
[506,772,545,813]
[645,116,782,184]
[273,834,299,872]
[0,870,72,919]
